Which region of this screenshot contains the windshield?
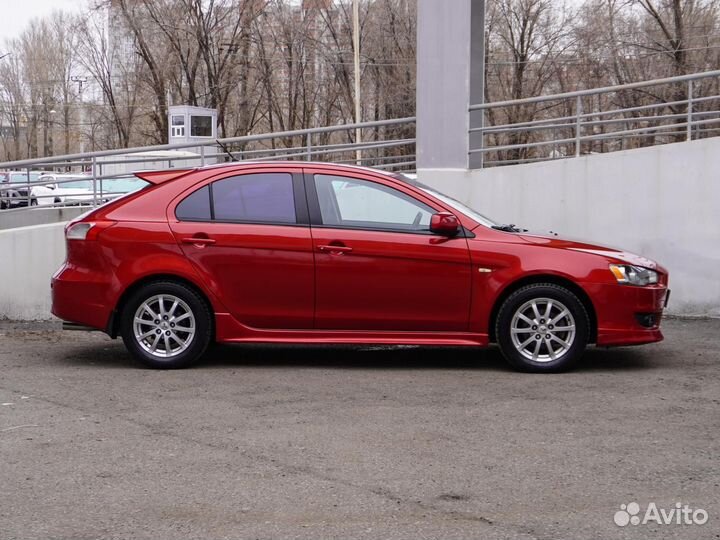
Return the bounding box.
[62,179,93,190]
[421,188,499,228]
[5,172,43,183]
[101,177,148,194]
[393,173,499,228]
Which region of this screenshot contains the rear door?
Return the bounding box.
[305,169,472,331]
[169,168,315,329]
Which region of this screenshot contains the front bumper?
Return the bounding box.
[2,196,29,208]
[587,281,669,346]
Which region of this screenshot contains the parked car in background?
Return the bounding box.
[33,175,95,206]
[30,174,148,207]
[52,162,670,372]
[0,171,47,209]
[99,175,148,199]
[30,173,93,206]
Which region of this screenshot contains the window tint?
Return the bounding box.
[213,173,296,223]
[314,174,433,231]
[176,185,211,221]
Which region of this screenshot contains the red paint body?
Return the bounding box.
[51,162,668,348]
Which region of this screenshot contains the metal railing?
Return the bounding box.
[0,117,416,212]
[469,70,720,168]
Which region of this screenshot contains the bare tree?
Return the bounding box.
[76,7,139,148]
[0,51,27,160]
[486,0,575,161]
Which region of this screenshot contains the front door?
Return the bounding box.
[169,169,314,329]
[306,171,472,331]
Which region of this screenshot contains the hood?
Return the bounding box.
[518,231,660,270]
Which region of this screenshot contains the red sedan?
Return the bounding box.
[51,162,669,372]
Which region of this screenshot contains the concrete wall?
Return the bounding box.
[0,223,66,320]
[0,206,86,231]
[419,138,720,317]
[2,138,718,319]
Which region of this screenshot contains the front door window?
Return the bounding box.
[314,174,433,232]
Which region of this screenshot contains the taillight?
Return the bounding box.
[65,221,116,241]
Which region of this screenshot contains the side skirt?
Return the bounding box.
[214,313,488,347]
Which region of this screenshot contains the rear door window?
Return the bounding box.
[175,173,297,224]
[213,173,295,224]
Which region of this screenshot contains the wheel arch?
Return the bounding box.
[488,274,597,344]
[108,273,215,339]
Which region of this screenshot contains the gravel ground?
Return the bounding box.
[0,318,718,540]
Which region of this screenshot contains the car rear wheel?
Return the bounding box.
[495,283,589,373]
[120,281,213,369]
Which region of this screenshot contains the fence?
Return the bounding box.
[0,117,416,211]
[5,69,720,207]
[469,70,720,168]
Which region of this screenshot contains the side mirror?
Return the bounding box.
[45,183,56,190]
[430,212,460,236]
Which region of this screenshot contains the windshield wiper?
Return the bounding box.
[492,224,526,233]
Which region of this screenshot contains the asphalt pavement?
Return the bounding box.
[0,318,718,540]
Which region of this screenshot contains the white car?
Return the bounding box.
[1,171,49,208]
[31,174,95,206]
[32,174,147,206]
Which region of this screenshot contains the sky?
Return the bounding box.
[3,0,589,46]
[5,0,82,42]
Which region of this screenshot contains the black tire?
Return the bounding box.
[120,280,213,369]
[495,283,589,373]
[30,199,38,206]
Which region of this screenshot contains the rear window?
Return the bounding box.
[175,173,296,224]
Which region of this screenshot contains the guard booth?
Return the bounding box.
[168,105,220,165]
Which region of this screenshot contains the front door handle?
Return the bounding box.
[182,236,216,246]
[318,244,353,254]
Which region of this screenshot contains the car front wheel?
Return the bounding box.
[495,283,589,373]
[120,281,213,369]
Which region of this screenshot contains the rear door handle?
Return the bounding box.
[182,237,216,246]
[318,244,353,254]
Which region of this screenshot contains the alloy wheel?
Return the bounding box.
[133,294,196,358]
[510,297,576,363]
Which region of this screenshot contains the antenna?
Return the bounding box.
[215,139,238,162]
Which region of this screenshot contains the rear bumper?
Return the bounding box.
[51,264,113,332]
[588,282,669,346]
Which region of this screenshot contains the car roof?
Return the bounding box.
[135,161,412,186]
[201,160,392,175]
[39,173,90,178]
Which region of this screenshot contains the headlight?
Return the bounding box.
[609,264,658,286]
